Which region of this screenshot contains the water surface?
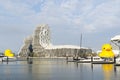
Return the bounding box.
[0,58,120,80]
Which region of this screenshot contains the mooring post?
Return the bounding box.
[66,56,68,60]
[91,56,93,62]
[114,57,116,64]
[7,56,8,64]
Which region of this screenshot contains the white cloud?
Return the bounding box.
[0,0,119,30]
[84,0,120,32]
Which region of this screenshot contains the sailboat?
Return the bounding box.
[73,34,82,61]
[2,56,16,62]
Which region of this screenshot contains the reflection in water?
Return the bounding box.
[31,58,53,80]
[74,62,78,68]
[114,66,120,80]
[27,58,33,64]
[102,64,114,80]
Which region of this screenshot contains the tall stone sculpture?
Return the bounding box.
[18,24,51,57]
[18,35,33,57]
[18,24,92,57]
[33,24,50,57]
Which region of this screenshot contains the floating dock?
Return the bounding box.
[92,61,114,64]
[77,61,91,63]
[114,64,120,66]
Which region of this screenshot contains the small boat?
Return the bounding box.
[77,56,104,63]
[0,58,2,62]
[92,57,115,64]
[2,57,16,62]
[115,57,120,63]
[92,56,104,61]
[73,57,80,61]
[81,56,104,61]
[0,54,4,61]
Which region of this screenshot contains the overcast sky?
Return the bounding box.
[0,0,120,53]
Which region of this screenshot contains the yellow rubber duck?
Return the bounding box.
[98,44,115,58]
[4,49,14,57]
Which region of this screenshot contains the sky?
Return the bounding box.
[0,0,120,53]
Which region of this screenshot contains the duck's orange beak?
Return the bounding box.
[106,49,110,51]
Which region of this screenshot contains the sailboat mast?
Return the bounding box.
[80,33,82,48]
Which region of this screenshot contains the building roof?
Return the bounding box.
[45,44,88,49]
[111,35,120,41]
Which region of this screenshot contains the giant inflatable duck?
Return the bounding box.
[4,49,14,57]
[99,44,115,58]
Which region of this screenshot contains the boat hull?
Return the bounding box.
[2,57,16,62]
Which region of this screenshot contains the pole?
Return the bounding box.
[114,57,116,64]
[80,33,82,48]
[79,33,82,59]
[7,57,8,64]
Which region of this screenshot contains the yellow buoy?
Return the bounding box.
[4,49,14,57]
[98,44,115,58]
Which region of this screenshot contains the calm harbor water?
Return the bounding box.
[0,58,120,80]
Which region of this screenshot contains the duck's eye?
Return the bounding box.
[104,48,105,49]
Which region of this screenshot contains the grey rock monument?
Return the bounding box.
[18,24,92,57]
[18,35,33,57]
[32,24,50,57]
[18,24,50,57]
